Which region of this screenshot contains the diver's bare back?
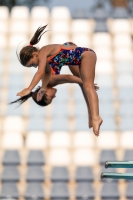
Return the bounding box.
[40,44,77,58]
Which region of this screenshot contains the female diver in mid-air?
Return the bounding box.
[13,25,103,136]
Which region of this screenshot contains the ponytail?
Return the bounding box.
[30,25,48,45]
[18,25,48,66]
[9,92,33,107]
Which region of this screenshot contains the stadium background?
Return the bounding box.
[0,0,133,199]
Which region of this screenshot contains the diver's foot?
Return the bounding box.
[92,117,103,137]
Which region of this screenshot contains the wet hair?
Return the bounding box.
[17,25,48,66]
[9,86,50,107]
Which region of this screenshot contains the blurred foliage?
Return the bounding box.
[0,0,50,9]
[111,0,129,7]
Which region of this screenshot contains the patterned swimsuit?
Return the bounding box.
[47,42,95,75]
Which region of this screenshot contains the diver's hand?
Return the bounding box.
[94,83,99,91]
[17,88,31,97]
[37,88,45,101]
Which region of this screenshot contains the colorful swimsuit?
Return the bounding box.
[48,42,95,75]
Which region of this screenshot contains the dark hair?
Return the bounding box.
[9,87,50,107]
[17,25,48,66]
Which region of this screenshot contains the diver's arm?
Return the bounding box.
[47,74,83,87]
[17,58,47,97]
[28,52,48,91]
[41,63,51,89]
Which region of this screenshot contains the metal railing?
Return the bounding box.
[101,161,133,180]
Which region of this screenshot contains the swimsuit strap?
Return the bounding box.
[47,45,62,61]
[51,67,55,75]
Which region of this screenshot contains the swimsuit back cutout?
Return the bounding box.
[47,44,76,62]
[48,42,94,75]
